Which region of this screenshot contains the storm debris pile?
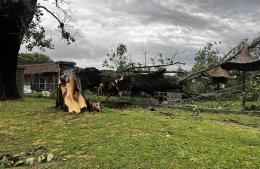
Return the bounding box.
[0,145,54,168]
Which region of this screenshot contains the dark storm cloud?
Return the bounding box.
[22,0,260,69]
[190,0,260,16]
[104,0,229,32]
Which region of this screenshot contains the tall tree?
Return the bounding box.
[102,43,129,71]
[192,42,221,71]
[187,42,222,94]
[0,0,74,99]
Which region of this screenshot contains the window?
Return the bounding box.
[39,77,47,90]
[32,76,56,91]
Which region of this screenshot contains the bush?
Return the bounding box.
[249,104,258,111]
[50,89,57,98]
[26,91,43,98]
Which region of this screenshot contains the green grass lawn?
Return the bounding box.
[0,97,260,169]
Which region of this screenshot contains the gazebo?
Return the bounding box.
[221,43,260,110]
[207,66,232,85]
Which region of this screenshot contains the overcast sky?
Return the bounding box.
[21,0,260,70]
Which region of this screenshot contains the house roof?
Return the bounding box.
[19,61,76,75]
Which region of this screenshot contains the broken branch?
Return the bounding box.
[36,5,63,26]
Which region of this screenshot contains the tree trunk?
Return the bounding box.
[0,20,20,99]
[0,0,37,99]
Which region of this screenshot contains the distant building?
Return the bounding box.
[19,61,76,91]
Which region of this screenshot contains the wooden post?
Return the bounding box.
[242,71,246,111]
[217,83,221,90]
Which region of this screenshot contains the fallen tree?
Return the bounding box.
[79,68,185,96]
[78,67,102,90]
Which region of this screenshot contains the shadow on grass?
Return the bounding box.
[218,118,260,128]
[102,101,134,109]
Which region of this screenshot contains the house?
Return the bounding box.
[19,61,76,91]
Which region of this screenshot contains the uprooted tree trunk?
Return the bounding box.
[0,1,37,99]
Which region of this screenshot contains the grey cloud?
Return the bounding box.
[46,38,106,60]
[21,0,260,70]
[190,0,260,16]
[100,0,235,33]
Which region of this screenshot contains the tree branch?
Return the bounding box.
[36,5,75,44]
[36,5,63,26]
[132,70,186,74]
[171,50,185,63]
[130,62,185,70]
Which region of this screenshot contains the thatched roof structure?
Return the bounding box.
[221,43,260,71]
[207,66,232,79]
[207,66,232,84]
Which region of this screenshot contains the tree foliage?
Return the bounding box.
[22,6,54,51]
[185,42,222,94]
[18,52,53,65]
[102,43,129,71]
[193,42,221,71]
[0,0,76,51]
